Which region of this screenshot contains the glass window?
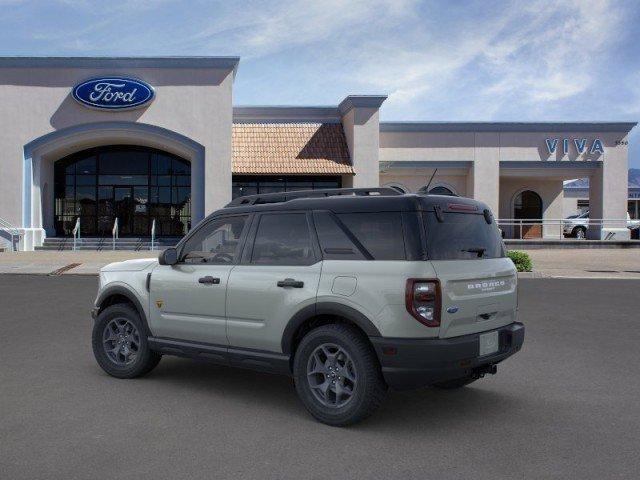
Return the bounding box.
[423,212,505,260]
[182,216,248,264]
[74,156,97,174]
[171,158,190,175]
[100,150,149,175]
[231,176,341,199]
[313,212,365,260]
[251,213,314,265]
[54,147,190,237]
[337,213,405,260]
[98,175,148,185]
[76,175,96,186]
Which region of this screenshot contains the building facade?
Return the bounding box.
[0,57,636,250]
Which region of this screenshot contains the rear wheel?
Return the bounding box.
[293,324,387,426]
[92,303,161,379]
[573,226,586,239]
[432,376,478,389]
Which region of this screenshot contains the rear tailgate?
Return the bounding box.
[421,205,517,338]
[431,258,517,338]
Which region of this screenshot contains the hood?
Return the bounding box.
[101,258,158,272]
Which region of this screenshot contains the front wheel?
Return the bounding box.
[92,303,161,379]
[293,324,387,426]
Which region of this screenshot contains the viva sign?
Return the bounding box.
[72,77,155,110]
[545,138,604,156]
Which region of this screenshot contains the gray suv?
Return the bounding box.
[91,188,525,426]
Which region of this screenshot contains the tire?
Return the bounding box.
[92,303,161,379]
[432,376,478,390]
[573,227,586,239]
[293,324,387,427]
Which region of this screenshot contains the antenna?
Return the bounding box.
[424,168,438,192]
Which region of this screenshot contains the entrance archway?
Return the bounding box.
[54,146,191,237]
[21,121,205,248]
[513,190,543,238]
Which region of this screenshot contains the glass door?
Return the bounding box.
[114,187,133,236]
[133,186,149,236]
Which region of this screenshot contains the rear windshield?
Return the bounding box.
[423,212,505,260]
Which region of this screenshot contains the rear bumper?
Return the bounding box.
[371,322,525,390]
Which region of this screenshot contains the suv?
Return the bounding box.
[91,188,525,426]
[563,211,640,239]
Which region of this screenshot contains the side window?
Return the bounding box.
[181,215,248,264]
[313,211,366,260]
[337,212,406,260]
[251,213,314,265]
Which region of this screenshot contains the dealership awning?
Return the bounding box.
[232,123,354,175]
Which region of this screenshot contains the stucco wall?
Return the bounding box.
[381,173,467,196]
[499,178,564,238]
[342,107,380,188]
[0,64,234,229]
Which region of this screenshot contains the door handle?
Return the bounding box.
[277,278,304,288]
[198,276,220,285]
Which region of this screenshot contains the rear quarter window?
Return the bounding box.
[423,211,505,260]
[337,212,405,260]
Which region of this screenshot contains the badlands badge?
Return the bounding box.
[155,299,164,309]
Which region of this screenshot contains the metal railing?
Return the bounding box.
[72,217,81,251]
[0,217,22,252]
[150,218,156,251]
[497,218,638,240]
[112,218,119,250]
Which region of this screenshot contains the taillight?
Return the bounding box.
[405,279,441,327]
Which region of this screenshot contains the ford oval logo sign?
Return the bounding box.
[72,77,154,110]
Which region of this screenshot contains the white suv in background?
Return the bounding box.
[564,211,640,239]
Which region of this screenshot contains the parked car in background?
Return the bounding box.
[563,211,590,239]
[563,211,640,239]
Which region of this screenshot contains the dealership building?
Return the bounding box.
[0,56,636,250]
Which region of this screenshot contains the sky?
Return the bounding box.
[1,0,639,168]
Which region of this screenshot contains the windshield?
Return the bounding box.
[423,211,505,260]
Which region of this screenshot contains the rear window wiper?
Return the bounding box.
[462,247,486,258]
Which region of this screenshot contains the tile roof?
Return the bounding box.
[232,123,354,175]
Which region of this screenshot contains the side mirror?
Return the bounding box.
[159,247,178,266]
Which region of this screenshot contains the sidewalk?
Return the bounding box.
[0,251,156,275]
[519,249,640,279]
[0,249,639,278]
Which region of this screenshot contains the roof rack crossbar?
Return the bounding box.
[225,187,401,207]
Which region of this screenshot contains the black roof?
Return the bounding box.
[215,188,488,217]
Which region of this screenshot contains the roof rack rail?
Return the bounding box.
[225,187,401,207]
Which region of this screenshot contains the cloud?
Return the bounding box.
[182,0,419,58]
[340,0,626,119]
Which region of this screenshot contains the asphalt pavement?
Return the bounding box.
[1,275,639,479]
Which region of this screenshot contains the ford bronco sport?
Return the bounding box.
[91,188,524,426]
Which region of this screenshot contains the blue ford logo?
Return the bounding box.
[72,77,154,110]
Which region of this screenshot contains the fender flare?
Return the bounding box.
[95,285,151,336]
[281,302,381,355]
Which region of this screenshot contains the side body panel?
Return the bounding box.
[96,269,153,329]
[148,263,234,345]
[317,260,441,338]
[226,262,322,352]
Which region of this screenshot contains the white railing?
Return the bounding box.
[497,218,638,240]
[0,217,22,252]
[72,217,81,251]
[112,218,119,251]
[150,218,156,251]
